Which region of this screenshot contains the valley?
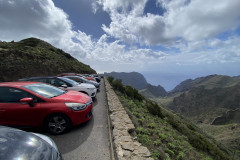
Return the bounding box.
[105,72,240,159]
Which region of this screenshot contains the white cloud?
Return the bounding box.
[97,0,240,45]
[0,0,89,58]
[0,0,239,84]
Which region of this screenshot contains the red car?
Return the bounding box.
[0,82,93,135]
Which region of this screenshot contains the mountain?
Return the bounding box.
[104,72,167,97]
[156,74,240,158]
[0,38,95,82]
[165,75,240,123]
[104,72,148,90]
[169,74,240,95]
[169,84,240,123]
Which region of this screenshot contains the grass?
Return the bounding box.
[107,77,232,160]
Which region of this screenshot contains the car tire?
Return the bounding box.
[44,114,71,135]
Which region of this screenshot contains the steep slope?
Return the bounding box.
[0,38,95,82]
[107,77,232,160]
[158,75,240,158]
[169,85,240,123]
[104,72,167,97]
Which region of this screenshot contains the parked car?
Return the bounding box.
[79,74,97,82]
[90,74,101,83]
[0,82,93,134]
[63,75,100,90]
[57,73,97,82]
[0,125,62,160]
[19,76,97,98]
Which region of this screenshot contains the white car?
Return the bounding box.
[19,76,97,98]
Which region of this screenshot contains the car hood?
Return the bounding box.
[77,83,95,88]
[0,126,60,160]
[53,90,91,104]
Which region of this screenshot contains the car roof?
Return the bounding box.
[0,125,58,160]
[0,81,40,87]
[20,76,57,79]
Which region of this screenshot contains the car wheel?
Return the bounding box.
[45,114,71,135]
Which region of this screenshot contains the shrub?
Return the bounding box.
[112,79,125,93]
[146,101,165,118]
[107,76,114,84]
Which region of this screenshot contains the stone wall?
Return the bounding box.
[104,78,153,160]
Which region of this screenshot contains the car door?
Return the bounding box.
[0,87,45,126]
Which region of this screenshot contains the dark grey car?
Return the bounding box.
[0,126,62,160]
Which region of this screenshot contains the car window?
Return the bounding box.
[58,77,79,86]
[23,83,66,98]
[48,78,68,87]
[0,87,40,103]
[71,77,82,83]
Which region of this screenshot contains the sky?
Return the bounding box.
[0,0,240,91]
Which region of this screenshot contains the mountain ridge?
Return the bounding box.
[104,71,167,97]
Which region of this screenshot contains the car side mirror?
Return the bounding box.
[20,97,34,107]
[61,84,68,88]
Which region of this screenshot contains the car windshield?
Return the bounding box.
[58,77,79,86]
[23,83,66,98]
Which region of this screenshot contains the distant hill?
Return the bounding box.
[139,84,167,98]
[169,74,240,95]
[104,72,148,89]
[0,38,96,82]
[163,75,240,123]
[104,72,167,97]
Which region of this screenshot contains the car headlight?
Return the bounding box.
[65,103,87,111]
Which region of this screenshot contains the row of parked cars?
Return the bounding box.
[0,73,102,159]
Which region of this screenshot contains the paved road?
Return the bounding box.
[48,80,111,160]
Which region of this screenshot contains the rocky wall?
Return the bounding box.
[104,78,154,160]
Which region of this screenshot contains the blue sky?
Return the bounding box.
[0,0,240,91]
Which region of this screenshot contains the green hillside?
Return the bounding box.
[169,75,240,95]
[107,77,232,160]
[169,85,240,124]
[0,37,96,82]
[153,75,240,159]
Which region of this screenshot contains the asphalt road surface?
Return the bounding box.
[48,80,111,160]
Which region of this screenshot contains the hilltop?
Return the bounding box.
[169,74,240,95]
[0,37,96,82]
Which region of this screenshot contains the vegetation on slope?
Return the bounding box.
[169,85,240,123]
[107,76,232,160]
[0,37,96,82]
